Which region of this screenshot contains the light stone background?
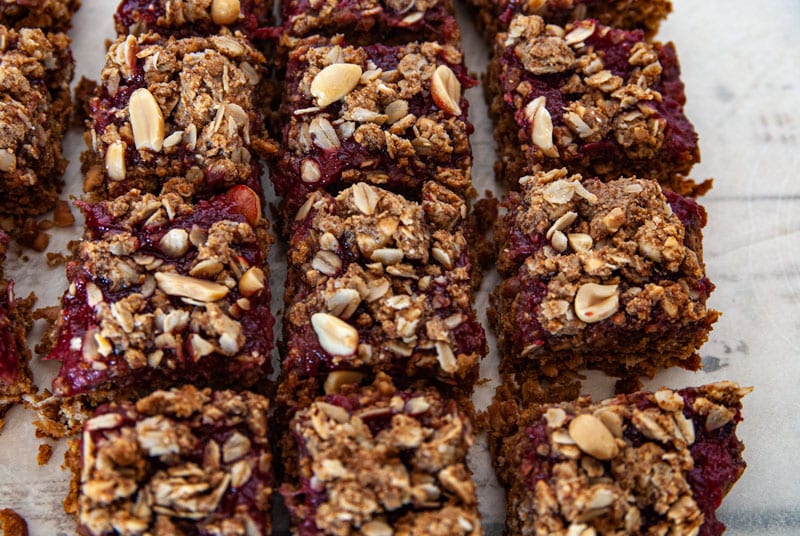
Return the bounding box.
[0,0,798,534]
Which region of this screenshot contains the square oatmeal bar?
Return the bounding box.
[272,38,475,221]
[466,0,671,42]
[74,385,273,535]
[114,0,272,39]
[0,0,80,31]
[488,15,704,195]
[488,382,751,536]
[46,186,273,398]
[278,182,486,412]
[83,32,276,201]
[281,373,482,535]
[492,169,718,401]
[281,0,460,46]
[0,25,73,216]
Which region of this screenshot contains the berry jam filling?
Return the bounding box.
[47,191,273,396]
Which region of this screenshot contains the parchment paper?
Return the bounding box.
[0,1,798,534]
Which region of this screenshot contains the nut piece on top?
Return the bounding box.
[281,373,482,535]
[487,15,705,196]
[492,169,717,402]
[46,186,273,400]
[488,382,751,536]
[74,385,273,535]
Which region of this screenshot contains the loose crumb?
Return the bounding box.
[37,443,54,466]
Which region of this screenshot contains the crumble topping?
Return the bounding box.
[78,386,272,535]
[499,169,708,341]
[0,25,73,215]
[285,182,484,382]
[50,189,272,396]
[284,0,452,39]
[87,31,274,198]
[0,0,81,31]
[283,374,481,535]
[497,382,751,536]
[275,39,473,210]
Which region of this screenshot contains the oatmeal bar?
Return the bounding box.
[0,25,73,216]
[467,0,671,42]
[279,182,486,412]
[46,186,274,398]
[0,232,35,420]
[83,32,276,201]
[0,0,80,31]
[74,385,272,535]
[272,38,475,220]
[281,0,460,45]
[281,373,482,535]
[489,382,751,536]
[488,15,702,194]
[114,0,272,39]
[492,169,718,400]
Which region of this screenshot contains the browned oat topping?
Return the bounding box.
[508,16,668,161]
[283,0,456,43]
[78,386,272,535]
[495,383,751,536]
[86,31,274,199]
[284,182,484,386]
[116,0,269,36]
[284,374,482,535]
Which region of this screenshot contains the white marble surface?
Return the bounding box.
[0,0,798,533]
